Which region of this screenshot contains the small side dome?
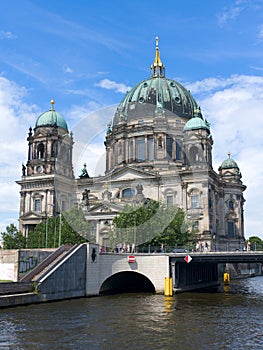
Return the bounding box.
[219,153,239,171]
[35,100,68,131]
[183,109,210,132]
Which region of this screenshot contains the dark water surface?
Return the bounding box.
[0,277,262,350]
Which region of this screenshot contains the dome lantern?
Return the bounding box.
[150,36,165,78]
[113,38,199,127]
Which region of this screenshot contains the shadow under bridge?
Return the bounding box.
[99,271,155,295]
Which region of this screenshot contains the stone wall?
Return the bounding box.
[38,244,87,300]
[0,249,55,281]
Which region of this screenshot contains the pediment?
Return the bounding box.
[20,211,45,220]
[87,201,122,214]
[96,165,157,183]
[34,130,47,138]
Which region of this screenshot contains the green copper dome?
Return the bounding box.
[219,153,239,170]
[183,114,210,133]
[35,100,68,131]
[113,38,198,126]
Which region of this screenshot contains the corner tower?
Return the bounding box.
[16,100,74,237]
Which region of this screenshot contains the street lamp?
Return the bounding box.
[46,203,55,248]
[58,211,62,247]
[45,216,48,248]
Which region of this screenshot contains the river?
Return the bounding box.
[0,276,262,350]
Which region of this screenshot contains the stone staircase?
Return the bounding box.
[20,245,76,283]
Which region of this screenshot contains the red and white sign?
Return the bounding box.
[127,255,136,263]
[184,255,192,263]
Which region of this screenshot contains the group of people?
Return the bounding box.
[100,243,136,253]
[114,242,136,253]
[195,241,209,252]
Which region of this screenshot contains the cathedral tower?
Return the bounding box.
[16,100,74,236]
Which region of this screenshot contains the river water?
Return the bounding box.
[0,276,262,350]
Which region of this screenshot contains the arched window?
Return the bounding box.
[229,200,234,210]
[158,136,163,149]
[166,136,173,159]
[51,141,57,157]
[228,222,235,238]
[136,137,145,161]
[166,195,174,206]
[191,195,199,208]
[176,141,181,160]
[122,188,135,198]
[34,198,41,212]
[147,136,154,160]
[189,146,199,164]
[37,142,44,159]
[189,189,200,209]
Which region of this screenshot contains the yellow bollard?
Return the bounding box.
[164,277,173,296]
[224,272,230,285]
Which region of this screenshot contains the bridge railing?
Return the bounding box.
[103,243,261,254]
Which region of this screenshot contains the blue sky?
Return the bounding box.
[1,0,263,238]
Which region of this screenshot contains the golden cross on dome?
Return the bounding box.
[156,36,159,48]
[154,36,162,67]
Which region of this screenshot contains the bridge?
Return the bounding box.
[30,244,263,300]
[1,244,262,307]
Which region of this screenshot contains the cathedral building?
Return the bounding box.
[17,39,246,251]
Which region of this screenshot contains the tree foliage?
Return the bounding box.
[248,236,263,250]
[109,199,193,250]
[1,224,27,249]
[27,205,92,248]
[1,206,92,250]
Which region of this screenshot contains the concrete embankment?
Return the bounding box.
[0,293,43,308]
[0,244,88,308]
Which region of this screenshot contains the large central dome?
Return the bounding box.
[113,38,198,126]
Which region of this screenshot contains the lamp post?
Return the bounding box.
[46,203,55,248]
[58,211,62,247]
[45,216,48,248]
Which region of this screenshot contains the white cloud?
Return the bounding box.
[217,0,251,26]
[188,74,263,238]
[95,79,131,94]
[0,77,39,232]
[63,64,73,73]
[0,31,16,40]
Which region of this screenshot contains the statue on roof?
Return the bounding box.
[22,163,26,176]
[79,163,90,178]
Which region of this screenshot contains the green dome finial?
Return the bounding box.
[50,99,55,111]
[35,100,68,130]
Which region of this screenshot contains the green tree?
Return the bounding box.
[1,224,27,249]
[143,206,194,250]
[109,199,192,250]
[27,205,92,248]
[248,236,263,251]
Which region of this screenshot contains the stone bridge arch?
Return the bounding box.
[99,271,155,295]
